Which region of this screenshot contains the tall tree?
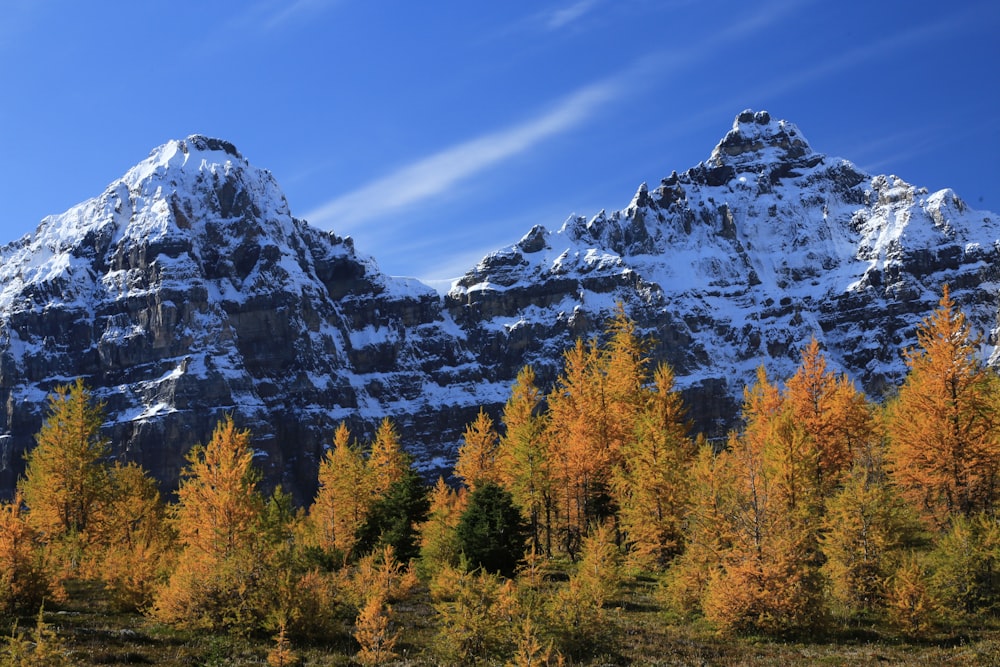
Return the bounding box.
[612,363,695,570]
[784,338,861,496]
[172,416,262,558]
[887,286,1000,529]
[308,422,372,556]
[687,369,827,634]
[19,379,110,539]
[664,442,735,615]
[497,365,553,556]
[601,303,651,459]
[153,416,267,631]
[454,408,501,491]
[368,418,407,499]
[546,336,607,554]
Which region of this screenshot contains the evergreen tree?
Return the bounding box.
[355,466,430,562]
[456,481,528,577]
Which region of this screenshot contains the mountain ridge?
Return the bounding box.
[446,109,1000,428]
[2,112,999,498]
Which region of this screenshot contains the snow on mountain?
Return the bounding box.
[2,112,999,500]
[0,136,493,499]
[447,110,1000,431]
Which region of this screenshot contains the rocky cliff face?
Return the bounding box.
[446,110,1000,433]
[2,112,999,499]
[0,137,499,500]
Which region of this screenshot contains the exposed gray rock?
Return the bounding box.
[3,113,1000,502]
[446,111,1000,436]
[0,136,497,501]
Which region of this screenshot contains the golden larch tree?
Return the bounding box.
[601,303,651,458]
[663,441,735,615]
[19,378,110,540]
[886,285,1000,529]
[308,422,372,556]
[153,416,267,631]
[545,337,607,554]
[172,416,262,558]
[419,477,467,577]
[698,369,827,634]
[497,365,553,556]
[368,417,407,498]
[784,338,861,495]
[611,363,695,570]
[0,492,48,616]
[454,408,501,491]
[822,413,917,616]
[354,591,400,666]
[95,462,174,610]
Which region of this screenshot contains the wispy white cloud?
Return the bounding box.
[224,0,340,36]
[543,0,600,30]
[257,0,338,31]
[304,78,624,231]
[853,117,994,177]
[305,0,811,269]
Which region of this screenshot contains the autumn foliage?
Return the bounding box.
[886,286,1000,528]
[11,289,1000,660]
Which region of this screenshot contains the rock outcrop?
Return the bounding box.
[446,110,1000,433]
[0,137,499,500]
[2,111,999,499]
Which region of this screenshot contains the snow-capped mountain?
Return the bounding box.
[2,112,999,499]
[0,137,501,499]
[446,110,1000,431]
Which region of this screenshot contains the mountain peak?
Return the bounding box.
[708,109,812,167]
[123,135,249,189]
[181,135,242,159]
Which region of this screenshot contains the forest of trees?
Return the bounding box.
[4,287,1000,664]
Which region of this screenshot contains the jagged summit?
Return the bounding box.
[708,109,812,167]
[3,114,1000,502]
[122,135,249,191]
[448,110,1000,433]
[0,135,489,500]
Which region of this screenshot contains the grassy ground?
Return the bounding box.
[4,578,1000,665]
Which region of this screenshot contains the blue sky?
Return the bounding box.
[1,0,997,286]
